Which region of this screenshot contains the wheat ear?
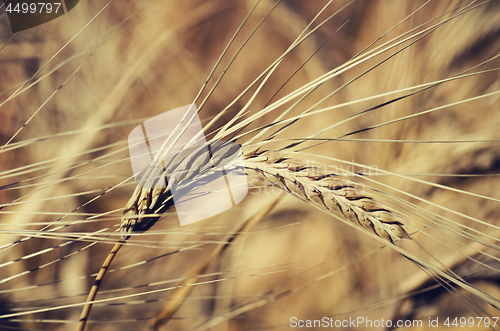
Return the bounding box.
[242,147,411,244]
[119,142,410,244]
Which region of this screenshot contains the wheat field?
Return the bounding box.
[1,0,500,330]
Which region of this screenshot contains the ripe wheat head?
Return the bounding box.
[0,1,500,330]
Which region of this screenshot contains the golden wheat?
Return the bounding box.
[1,0,500,330]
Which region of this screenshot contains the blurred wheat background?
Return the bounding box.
[0,0,500,330]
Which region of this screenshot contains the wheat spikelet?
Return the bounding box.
[120,185,174,238]
[243,147,411,244]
